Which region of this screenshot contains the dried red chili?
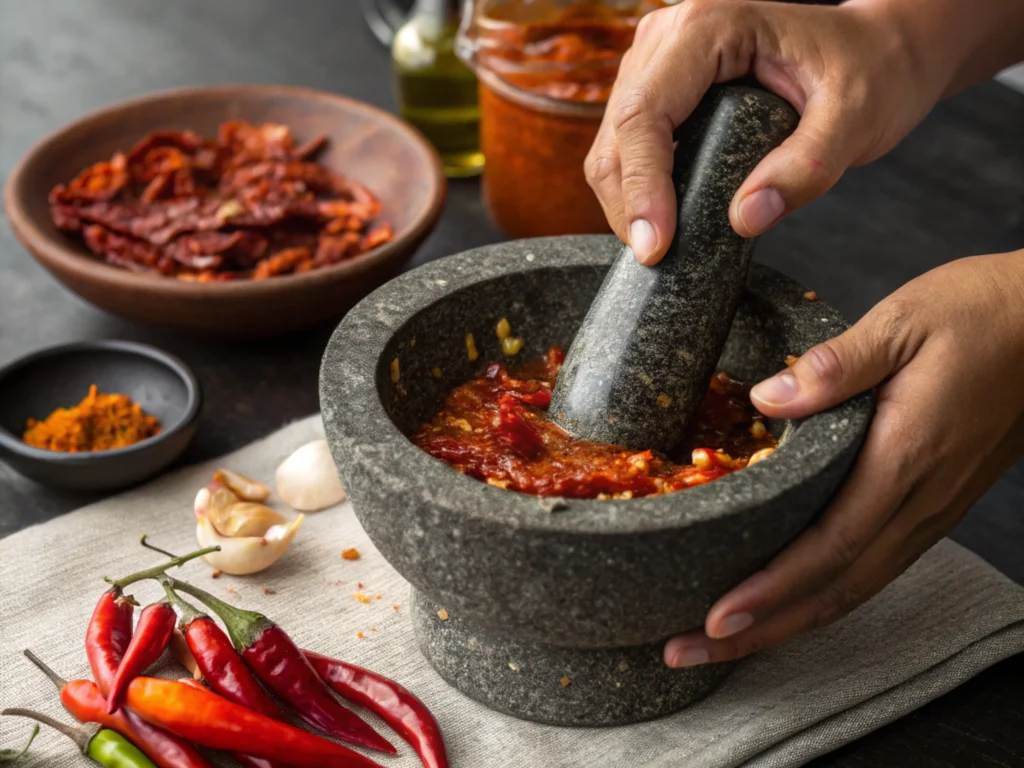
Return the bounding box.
[413,346,777,499]
[49,121,393,280]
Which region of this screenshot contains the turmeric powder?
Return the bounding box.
[22,385,161,453]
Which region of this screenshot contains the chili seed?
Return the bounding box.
[656,393,672,408]
[502,336,524,356]
[390,357,400,384]
[751,420,767,438]
[785,355,799,366]
[748,447,776,466]
[437,609,450,621]
[466,334,479,361]
[496,318,511,340]
[432,366,442,378]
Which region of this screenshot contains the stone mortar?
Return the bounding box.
[320,235,873,727]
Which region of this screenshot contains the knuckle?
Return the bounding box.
[802,340,847,388]
[825,524,864,571]
[871,296,913,352]
[811,581,862,629]
[612,88,654,134]
[584,151,619,188]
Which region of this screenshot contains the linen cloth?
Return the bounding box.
[1,416,1022,768]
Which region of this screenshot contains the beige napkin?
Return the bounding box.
[2,416,1022,768]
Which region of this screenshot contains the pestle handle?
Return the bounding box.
[549,85,799,452]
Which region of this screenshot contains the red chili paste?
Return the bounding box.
[413,346,777,499]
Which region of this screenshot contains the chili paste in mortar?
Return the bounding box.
[413,346,777,499]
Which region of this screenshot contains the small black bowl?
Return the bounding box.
[0,341,201,491]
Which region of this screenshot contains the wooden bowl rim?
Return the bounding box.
[3,84,447,299]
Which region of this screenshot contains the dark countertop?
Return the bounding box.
[1,1,1022,765]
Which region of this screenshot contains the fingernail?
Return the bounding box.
[668,647,710,668]
[716,612,754,638]
[751,372,798,406]
[629,219,657,264]
[738,188,785,235]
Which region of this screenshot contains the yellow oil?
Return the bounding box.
[392,13,484,178]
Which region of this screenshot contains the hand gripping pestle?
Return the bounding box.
[549,85,799,452]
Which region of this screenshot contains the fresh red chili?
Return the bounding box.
[108,602,176,714]
[124,676,381,768]
[86,589,135,694]
[24,649,211,768]
[305,650,449,768]
[162,577,395,755]
[159,578,282,720]
[176,679,288,768]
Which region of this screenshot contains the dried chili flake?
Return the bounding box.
[437,609,449,621]
[341,548,361,561]
[353,593,372,604]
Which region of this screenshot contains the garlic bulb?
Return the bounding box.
[275,440,346,512]
[196,513,304,576]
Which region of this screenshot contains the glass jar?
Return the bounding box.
[457,0,669,238]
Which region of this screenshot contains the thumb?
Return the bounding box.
[729,93,864,237]
[751,307,908,419]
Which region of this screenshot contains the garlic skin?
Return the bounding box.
[207,502,290,538]
[215,469,271,502]
[275,439,346,512]
[196,514,304,576]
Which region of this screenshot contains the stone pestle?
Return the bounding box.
[549,85,799,453]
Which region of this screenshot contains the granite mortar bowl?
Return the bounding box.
[320,235,873,727]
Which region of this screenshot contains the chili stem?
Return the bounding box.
[156,575,206,627]
[0,723,38,762]
[162,576,270,650]
[23,649,67,690]
[139,535,177,559]
[105,546,220,589]
[1,709,97,754]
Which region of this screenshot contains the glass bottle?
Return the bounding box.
[392,0,484,178]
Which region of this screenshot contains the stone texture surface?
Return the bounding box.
[550,86,799,452]
[411,589,734,727]
[320,234,873,725]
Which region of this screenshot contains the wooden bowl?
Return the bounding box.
[4,85,446,338]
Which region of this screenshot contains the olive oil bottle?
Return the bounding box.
[392,0,484,177]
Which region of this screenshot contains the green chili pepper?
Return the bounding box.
[0,724,38,762]
[1,709,156,768]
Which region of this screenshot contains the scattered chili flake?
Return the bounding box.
[226,588,236,594]
[437,609,449,621]
[357,632,365,639]
[560,676,572,688]
[211,570,223,579]
[357,582,364,589]
[785,355,800,367]
[353,593,372,604]
[466,333,479,361]
[393,605,400,611]
[803,290,819,301]
[656,393,672,409]
[371,627,377,632]
[375,594,382,600]
[341,548,361,561]
[48,121,393,280]
[262,587,276,595]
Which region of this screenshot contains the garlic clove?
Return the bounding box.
[196,514,304,576]
[206,501,289,538]
[275,439,346,512]
[214,468,271,502]
[196,484,244,518]
[170,627,203,679]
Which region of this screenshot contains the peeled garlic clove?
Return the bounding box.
[206,501,289,538]
[275,439,346,512]
[196,514,304,576]
[214,468,271,502]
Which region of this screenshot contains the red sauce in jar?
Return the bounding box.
[413,346,777,499]
[464,1,669,238]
